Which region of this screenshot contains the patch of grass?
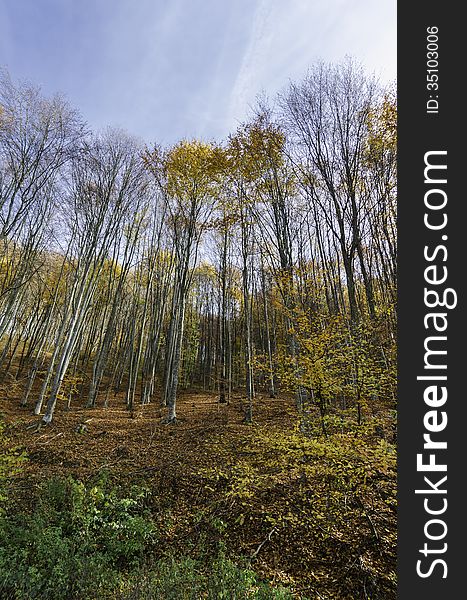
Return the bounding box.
[0,415,27,514]
[116,554,297,599]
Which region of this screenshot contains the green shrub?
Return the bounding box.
[0,473,296,600]
[0,476,156,599]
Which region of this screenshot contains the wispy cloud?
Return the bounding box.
[0,0,396,145]
[225,0,396,137]
[226,0,274,132]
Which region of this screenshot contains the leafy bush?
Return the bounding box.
[0,475,293,600]
[0,476,156,599]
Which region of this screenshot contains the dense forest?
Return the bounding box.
[0,58,397,599]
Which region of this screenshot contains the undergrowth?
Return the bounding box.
[0,410,396,599]
[0,475,296,599]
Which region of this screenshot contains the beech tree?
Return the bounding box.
[0,62,396,429]
[146,141,222,423]
[281,58,379,323]
[37,130,147,423]
[0,70,84,346]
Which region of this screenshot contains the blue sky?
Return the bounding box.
[0,0,396,146]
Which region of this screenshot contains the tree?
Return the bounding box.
[145,141,222,423]
[0,69,84,345]
[0,63,396,433]
[38,130,147,423]
[281,58,379,323]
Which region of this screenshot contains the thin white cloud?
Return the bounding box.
[225,0,396,136]
[226,0,274,132]
[0,0,396,144]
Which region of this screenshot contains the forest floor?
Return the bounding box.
[2,389,397,599]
